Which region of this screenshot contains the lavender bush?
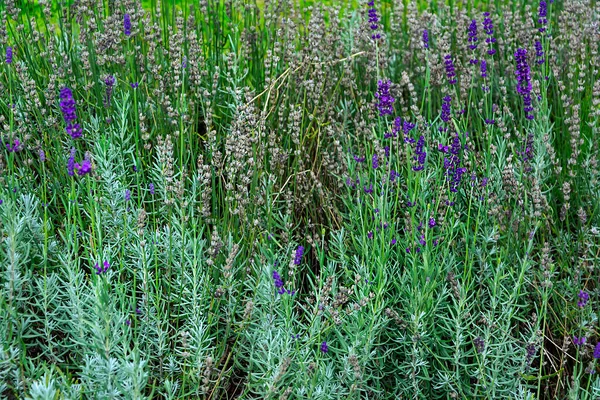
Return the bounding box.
[1,0,600,398]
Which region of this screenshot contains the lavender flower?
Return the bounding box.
[444,135,466,192]
[535,40,544,64]
[5,46,12,64]
[428,217,436,228]
[595,343,600,359]
[131,82,139,89]
[578,290,589,308]
[441,95,452,123]
[412,136,426,171]
[423,29,429,49]
[480,60,487,78]
[124,14,132,36]
[375,80,395,116]
[474,337,485,353]
[60,87,83,139]
[125,189,131,201]
[467,19,478,64]
[372,154,379,169]
[149,183,155,195]
[483,12,496,55]
[573,336,587,346]
[367,1,381,40]
[444,54,457,84]
[104,75,116,108]
[67,148,76,177]
[74,158,92,176]
[538,1,548,33]
[272,270,285,294]
[367,231,374,239]
[294,245,304,266]
[320,341,329,353]
[6,138,21,153]
[39,149,46,162]
[94,260,110,275]
[514,48,534,120]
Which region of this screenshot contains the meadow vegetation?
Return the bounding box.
[1,0,600,398]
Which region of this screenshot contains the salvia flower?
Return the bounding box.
[124,14,132,36]
[538,1,548,32]
[578,290,589,308]
[5,46,12,64]
[423,29,429,49]
[375,80,395,116]
[320,341,329,353]
[483,12,496,55]
[294,245,304,266]
[367,1,381,40]
[444,54,457,84]
[535,40,544,64]
[412,136,426,171]
[514,48,534,120]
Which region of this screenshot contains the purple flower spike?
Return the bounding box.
[367,1,381,40]
[578,290,589,308]
[483,12,496,55]
[6,46,12,64]
[538,1,548,32]
[514,48,534,120]
[272,270,285,294]
[594,343,600,359]
[375,80,395,116]
[149,183,155,195]
[412,136,426,171]
[423,29,429,49]
[294,245,304,265]
[124,14,132,36]
[320,341,329,353]
[441,95,452,123]
[75,158,92,176]
[535,41,545,65]
[444,54,457,85]
[573,336,587,346]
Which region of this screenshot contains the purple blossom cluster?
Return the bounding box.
[104,75,116,108]
[5,138,22,153]
[294,245,304,265]
[67,147,92,176]
[514,48,534,120]
[442,135,467,192]
[573,336,586,346]
[467,20,478,64]
[272,270,296,295]
[535,41,545,65]
[94,260,110,275]
[444,54,457,84]
[124,14,132,36]
[423,29,429,49]
[6,46,12,64]
[578,290,589,308]
[441,95,452,124]
[483,12,496,55]
[320,341,329,353]
[372,154,379,169]
[375,80,395,116]
[367,1,381,40]
[412,136,426,171]
[538,1,548,33]
[60,87,83,139]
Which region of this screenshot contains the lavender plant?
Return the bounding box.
[0,0,599,399]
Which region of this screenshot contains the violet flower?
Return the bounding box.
[367,1,381,40]
[5,46,12,64]
[483,12,496,55]
[124,14,132,36]
[444,54,457,84]
[423,29,429,49]
[375,80,395,116]
[538,1,548,33]
[294,245,304,266]
[514,48,534,120]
